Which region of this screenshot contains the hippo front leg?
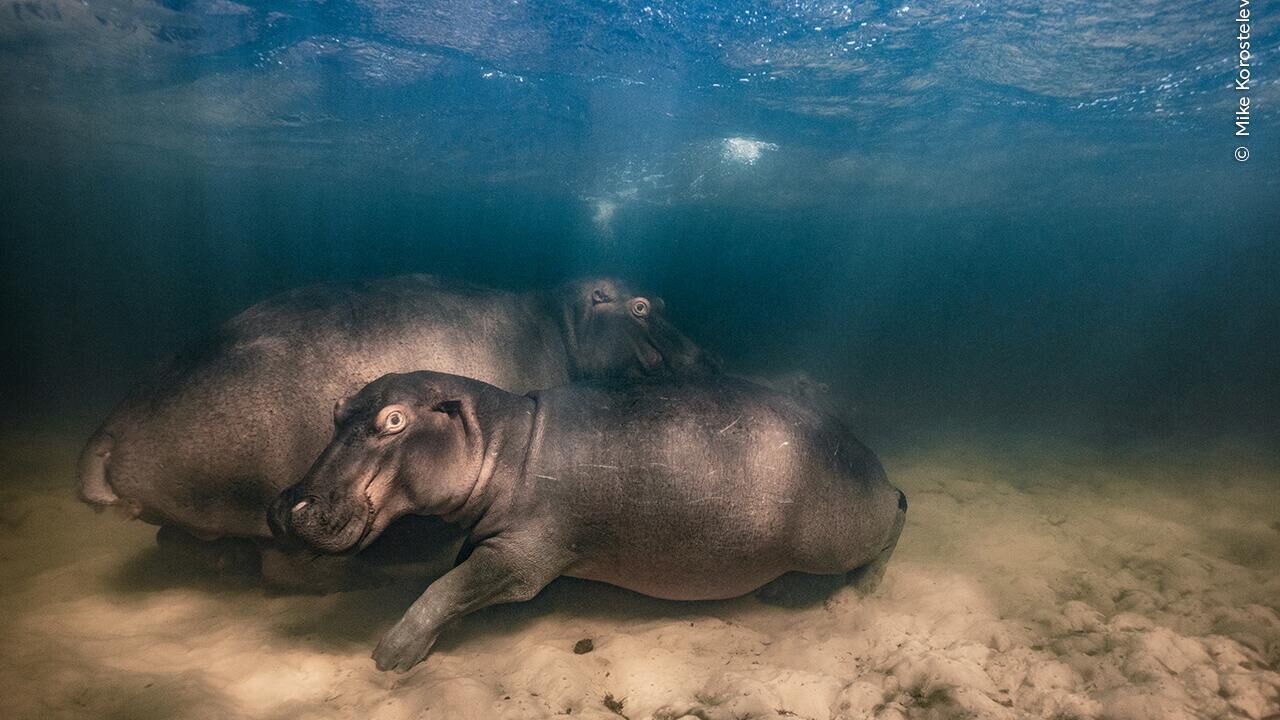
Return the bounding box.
[373,540,565,672]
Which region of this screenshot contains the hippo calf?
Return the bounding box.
[78,275,716,589]
[271,371,907,672]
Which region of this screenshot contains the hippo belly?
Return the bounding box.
[567,549,793,601]
[558,473,888,601]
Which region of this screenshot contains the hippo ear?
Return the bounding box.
[432,400,462,415]
[590,287,613,305]
[333,397,352,425]
[431,399,481,448]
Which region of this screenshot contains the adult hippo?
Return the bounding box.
[271,371,907,672]
[77,275,716,588]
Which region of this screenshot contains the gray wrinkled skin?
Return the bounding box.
[77,275,715,588]
[272,371,906,672]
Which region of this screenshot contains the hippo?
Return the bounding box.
[77,275,717,589]
[270,371,907,672]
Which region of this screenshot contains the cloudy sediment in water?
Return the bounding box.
[0,1,1278,718]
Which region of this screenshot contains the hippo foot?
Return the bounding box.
[754,571,845,608]
[155,526,260,578]
[373,618,438,673]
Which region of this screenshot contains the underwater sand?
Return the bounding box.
[1,432,1277,720]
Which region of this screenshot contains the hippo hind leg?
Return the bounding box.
[756,489,907,606]
[846,489,907,595]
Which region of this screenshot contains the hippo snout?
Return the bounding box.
[649,319,722,376]
[267,490,304,540]
[269,488,370,555]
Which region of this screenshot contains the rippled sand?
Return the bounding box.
[1,432,1277,719]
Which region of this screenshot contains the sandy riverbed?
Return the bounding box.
[1,431,1277,719]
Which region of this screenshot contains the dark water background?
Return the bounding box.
[2,0,1278,445]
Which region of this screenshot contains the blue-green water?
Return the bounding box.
[1,1,1278,438]
[2,6,1280,719]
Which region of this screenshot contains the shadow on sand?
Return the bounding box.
[108,543,263,596]
[101,519,769,662]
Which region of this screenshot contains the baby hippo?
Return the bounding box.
[271,371,907,672]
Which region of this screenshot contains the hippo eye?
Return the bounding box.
[630,298,650,318]
[378,408,407,434]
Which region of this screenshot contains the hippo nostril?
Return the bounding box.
[268,492,311,541]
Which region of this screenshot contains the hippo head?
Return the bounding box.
[269,372,490,555]
[558,278,719,379]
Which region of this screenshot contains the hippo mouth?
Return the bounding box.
[328,492,376,555]
[352,496,377,552]
[636,339,665,374]
[350,463,397,552]
[283,466,383,555]
[324,478,378,555]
